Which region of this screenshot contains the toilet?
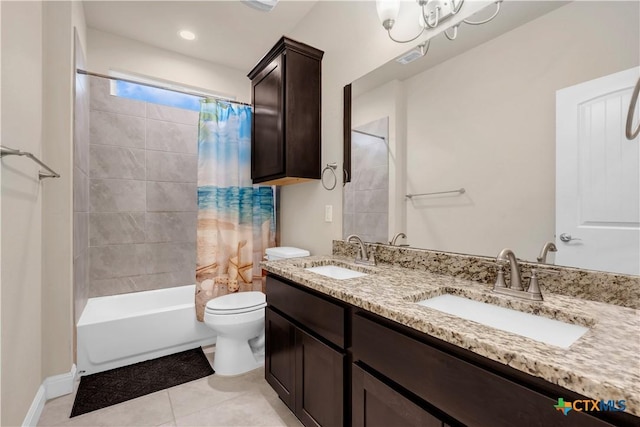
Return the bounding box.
[204,247,310,376]
[204,291,267,376]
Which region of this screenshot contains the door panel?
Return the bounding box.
[252,56,284,180]
[556,67,640,275]
[352,364,443,427]
[295,329,344,427]
[265,307,295,410]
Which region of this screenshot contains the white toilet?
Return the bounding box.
[204,291,267,376]
[203,247,310,376]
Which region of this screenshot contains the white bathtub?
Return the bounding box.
[77,285,216,376]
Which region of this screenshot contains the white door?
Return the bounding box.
[556,67,640,275]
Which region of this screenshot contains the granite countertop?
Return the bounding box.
[261,255,640,417]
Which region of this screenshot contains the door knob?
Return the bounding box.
[559,233,581,243]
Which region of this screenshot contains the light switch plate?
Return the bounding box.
[325,205,333,222]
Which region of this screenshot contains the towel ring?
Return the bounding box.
[321,162,337,190]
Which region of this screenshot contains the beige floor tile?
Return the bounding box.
[37,392,77,426]
[168,367,264,419]
[38,379,81,426]
[54,391,174,427]
[174,390,294,427]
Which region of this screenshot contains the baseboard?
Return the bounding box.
[44,364,76,399]
[22,364,76,427]
[22,385,46,427]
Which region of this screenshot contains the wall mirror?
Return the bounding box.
[344,0,640,275]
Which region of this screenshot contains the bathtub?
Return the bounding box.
[77,285,216,376]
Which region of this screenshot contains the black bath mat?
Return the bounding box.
[70,347,214,417]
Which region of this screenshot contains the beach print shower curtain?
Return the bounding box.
[195,100,276,321]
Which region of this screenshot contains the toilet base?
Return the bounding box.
[213,335,264,376]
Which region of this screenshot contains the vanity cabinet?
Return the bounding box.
[247,37,324,186]
[265,275,346,427]
[352,313,625,427]
[264,273,636,427]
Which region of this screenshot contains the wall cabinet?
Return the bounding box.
[248,37,324,186]
[265,276,346,427]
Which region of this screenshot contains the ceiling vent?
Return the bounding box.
[395,43,429,65]
[241,0,278,12]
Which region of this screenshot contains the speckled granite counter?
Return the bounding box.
[261,255,640,417]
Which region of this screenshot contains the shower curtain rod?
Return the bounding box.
[76,69,252,107]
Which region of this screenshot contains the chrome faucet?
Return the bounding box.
[493,248,542,301]
[390,232,407,246]
[346,234,376,266]
[537,241,557,264]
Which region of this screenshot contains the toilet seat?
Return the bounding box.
[205,291,266,315]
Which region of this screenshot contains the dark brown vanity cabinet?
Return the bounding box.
[352,313,630,427]
[247,37,324,186]
[265,275,346,427]
[264,274,638,427]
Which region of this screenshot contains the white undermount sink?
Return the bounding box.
[416,294,589,349]
[305,265,367,280]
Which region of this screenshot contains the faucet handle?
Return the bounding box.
[494,263,507,289]
[526,268,544,301]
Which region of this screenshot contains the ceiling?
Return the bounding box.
[83,1,319,72]
[83,0,570,85]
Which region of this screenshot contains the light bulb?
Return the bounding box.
[376,0,400,30]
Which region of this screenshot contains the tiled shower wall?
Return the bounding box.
[87,76,199,297]
[343,117,389,243]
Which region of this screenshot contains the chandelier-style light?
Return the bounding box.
[376,0,503,45]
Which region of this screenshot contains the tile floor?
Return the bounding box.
[37,347,302,427]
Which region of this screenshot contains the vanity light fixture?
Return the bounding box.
[178,30,197,41]
[376,0,503,52]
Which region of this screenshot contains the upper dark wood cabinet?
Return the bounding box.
[248,36,324,186]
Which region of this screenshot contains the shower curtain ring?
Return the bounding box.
[321,162,338,190]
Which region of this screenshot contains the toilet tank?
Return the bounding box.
[265,246,310,261]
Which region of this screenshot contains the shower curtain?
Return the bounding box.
[195,100,276,321]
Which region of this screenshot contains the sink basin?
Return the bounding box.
[416,294,589,349]
[305,265,367,280]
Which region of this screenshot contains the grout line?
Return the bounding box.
[89,177,196,184]
[165,389,178,426]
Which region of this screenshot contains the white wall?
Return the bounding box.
[1,3,44,425]
[1,1,86,424]
[87,29,250,103]
[42,0,87,379]
[284,0,490,255]
[403,1,639,261]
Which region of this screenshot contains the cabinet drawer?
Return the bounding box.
[352,314,614,427]
[266,275,345,348]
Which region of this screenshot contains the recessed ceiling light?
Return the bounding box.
[178,30,196,41]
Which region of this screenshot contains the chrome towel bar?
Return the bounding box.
[406,188,465,199]
[0,145,60,179]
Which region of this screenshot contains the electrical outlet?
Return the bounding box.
[325,205,333,222]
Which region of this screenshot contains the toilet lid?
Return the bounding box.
[205,291,266,313]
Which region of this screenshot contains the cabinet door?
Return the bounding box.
[352,364,442,427]
[252,55,284,181]
[295,328,344,427]
[265,307,295,410]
